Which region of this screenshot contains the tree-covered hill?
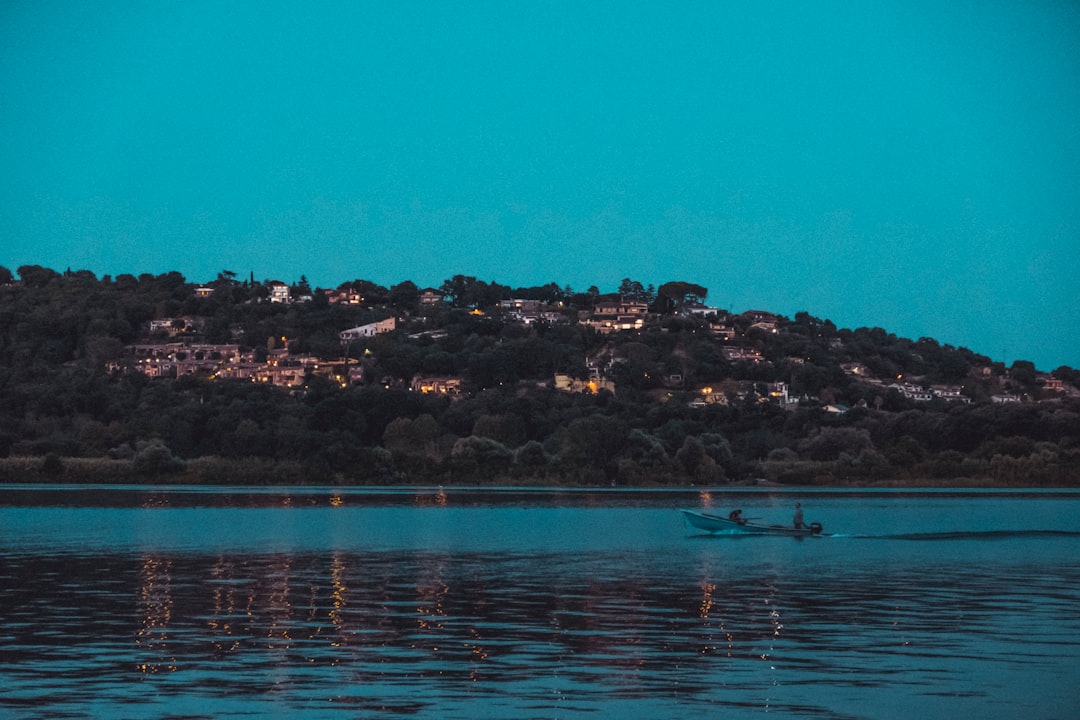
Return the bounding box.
[1,265,1077,486]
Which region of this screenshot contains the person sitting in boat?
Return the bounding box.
[793,502,807,529]
[728,509,748,525]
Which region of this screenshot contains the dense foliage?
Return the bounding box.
[1,265,1077,486]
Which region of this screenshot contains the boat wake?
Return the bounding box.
[831,530,1080,541]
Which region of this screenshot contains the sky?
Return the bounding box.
[2,1,1078,371]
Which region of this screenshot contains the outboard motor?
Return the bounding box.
[809,522,823,535]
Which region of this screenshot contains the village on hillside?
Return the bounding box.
[1,266,1077,487]
[106,275,1075,410]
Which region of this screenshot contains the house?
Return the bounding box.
[194,286,214,298]
[662,374,684,389]
[581,297,650,334]
[742,310,778,324]
[592,297,649,317]
[501,298,542,314]
[148,316,203,337]
[931,385,971,403]
[500,299,563,326]
[148,319,176,334]
[690,386,728,407]
[408,329,448,341]
[767,381,796,405]
[267,281,291,304]
[411,375,463,395]
[1040,376,1065,393]
[709,323,737,340]
[888,383,933,402]
[722,347,764,363]
[418,288,444,307]
[841,362,871,377]
[581,314,646,333]
[118,342,247,379]
[339,317,397,342]
[678,302,726,319]
[324,288,364,305]
[136,360,175,378]
[553,374,616,395]
[260,365,308,387]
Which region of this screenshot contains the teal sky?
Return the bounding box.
[2,1,1078,370]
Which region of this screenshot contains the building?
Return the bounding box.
[419,288,444,307]
[501,298,564,325]
[722,347,764,363]
[411,375,463,395]
[325,288,364,305]
[888,383,933,402]
[339,317,397,342]
[592,297,649,317]
[553,374,616,395]
[581,297,650,334]
[267,281,291,304]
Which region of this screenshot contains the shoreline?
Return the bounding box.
[0,455,1075,489]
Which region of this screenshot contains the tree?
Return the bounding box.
[515,440,549,467]
[17,265,61,288]
[450,435,513,470]
[675,436,721,482]
[1009,360,1037,388]
[346,279,390,304]
[625,429,671,468]
[132,439,186,474]
[512,282,564,303]
[617,278,654,304]
[798,427,874,462]
[439,275,508,309]
[472,413,527,449]
[389,280,420,310]
[559,415,630,471]
[383,413,442,458]
[654,281,707,313]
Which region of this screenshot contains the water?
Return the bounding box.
[2,485,1078,719]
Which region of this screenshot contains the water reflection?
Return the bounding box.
[135,555,174,674]
[121,551,770,689]
[3,490,1080,720]
[208,556,242,657]
[4,547,1079,718]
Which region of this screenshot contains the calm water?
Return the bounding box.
[1,485,1078,720]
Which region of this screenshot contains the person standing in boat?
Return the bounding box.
[728,509,747,525]
[793,502,807,529]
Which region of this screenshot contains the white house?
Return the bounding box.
[267,281,291,303]
[339,317,397,342]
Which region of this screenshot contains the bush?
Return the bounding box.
[132,440,186,475]
[515,440,549,467]
[41,453,64,475]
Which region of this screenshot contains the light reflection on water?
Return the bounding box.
[1,487,1079,719]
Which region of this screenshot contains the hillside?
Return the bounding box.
[0,266,1077,486]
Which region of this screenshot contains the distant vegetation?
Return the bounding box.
[0,265,1077,486]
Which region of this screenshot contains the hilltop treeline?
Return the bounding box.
[0,265,1077,486]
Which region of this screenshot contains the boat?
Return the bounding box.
[681,509,824,536]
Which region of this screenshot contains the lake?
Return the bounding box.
[1,485,1078,719]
